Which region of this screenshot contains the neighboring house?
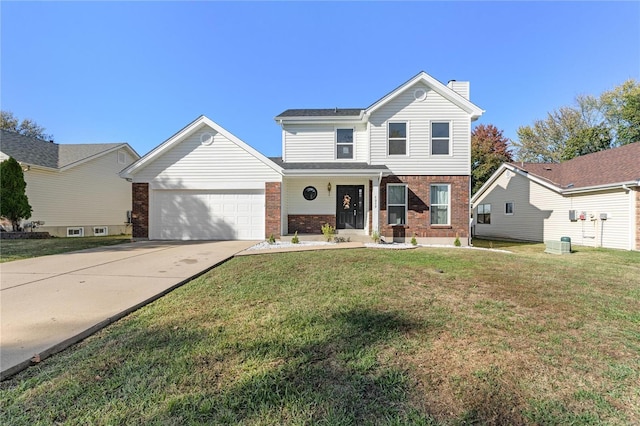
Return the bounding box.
[0,129,140,237]
[121,71,484,243]
[471,142,640,251]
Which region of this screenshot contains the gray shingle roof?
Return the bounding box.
[1,129,127,169]
[269,157,389,171]
[275,108,364,118]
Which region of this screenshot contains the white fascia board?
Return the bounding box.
[282,169,390,177]
[366,71,484,119]
[561,180,640,195]
[470,163,513,204]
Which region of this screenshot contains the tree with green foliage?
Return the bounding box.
[471,124,512,194]
[0,110,53,141]
[0,157,33,231]
[513,79,638,162]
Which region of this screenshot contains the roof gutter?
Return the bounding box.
[561,180,640,195]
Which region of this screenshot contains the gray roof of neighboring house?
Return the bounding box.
[1,129,129,169]
[269,157,389,171]
[275,108,364,118]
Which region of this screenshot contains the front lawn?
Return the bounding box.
[0,235,131,263]
[1,246,639,424]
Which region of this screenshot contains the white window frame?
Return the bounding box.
[431,121,451,156]
[505,201,514,215]
[387,184,408,225]
[67,227,84,237]
[387,121,408,156]
[118,150,126,164]
[93,226,108,236]
[430,184,451,225]
[477,204,491,224]
[335,127,355,160]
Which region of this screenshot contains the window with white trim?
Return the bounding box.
[388,122,407,155]
[477,204,491,224]
[430,184,450,225]
[67,227,84,237]
[387,184,407,225]
[431,122,450,155]
[93,226,108,236]
[505,201,514,215]
[336,128,354,159]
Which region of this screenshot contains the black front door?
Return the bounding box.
[336,185,364,229]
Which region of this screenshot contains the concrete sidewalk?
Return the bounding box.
[0,240,255,379]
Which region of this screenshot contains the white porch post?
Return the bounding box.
[372,178,380,235]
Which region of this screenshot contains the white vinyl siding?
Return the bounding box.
[474,170,634,250]
[134,128,281,189]
[284,177,370,215]
[23,150,135,230]
[369,82,471,175]
[283,124,367,162]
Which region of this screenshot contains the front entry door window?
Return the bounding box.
[336,185,364,229]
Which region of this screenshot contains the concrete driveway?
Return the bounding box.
[0,240,255,379]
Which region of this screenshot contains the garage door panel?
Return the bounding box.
[151,190,265,240]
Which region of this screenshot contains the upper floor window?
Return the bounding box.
[430,184,450,225]
[388,122,407,156]
[336,128,354,159]
[431,122,450,155]
[477,204,491,224]
[387,184,407,225]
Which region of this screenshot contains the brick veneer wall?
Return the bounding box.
[636,188,640,250]
[379,175,469,239]
[132,183,149,239]
[265,182,281,238]
[288,215,336,234]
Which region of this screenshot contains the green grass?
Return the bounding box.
[0,235,131,262]
[1,245,639,425]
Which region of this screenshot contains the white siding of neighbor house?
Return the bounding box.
[133,127,282,189]
[283,124,367,163]
[474,170,634,250]
[368,82,472,176]
[23,149,135,235]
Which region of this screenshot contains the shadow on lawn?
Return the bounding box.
[163,307,433,424]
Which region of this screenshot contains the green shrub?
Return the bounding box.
[268,234,276,244]
[321,223,335,242]
[410,234,418,246]
[291,231,300,244]
[454,235,461,247]
[371,231,381,244]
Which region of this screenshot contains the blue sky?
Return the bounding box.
[2,1,638,157]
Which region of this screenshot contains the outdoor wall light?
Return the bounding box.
[327,182,332,194]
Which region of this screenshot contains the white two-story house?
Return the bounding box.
[121,71,484,244]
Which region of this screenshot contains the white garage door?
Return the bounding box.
[150,190,265,240]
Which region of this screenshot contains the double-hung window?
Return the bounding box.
[387,184,407,225]
[431,122,450,155]
[430,184,450,225]
[336,128,354,159]
[477,204,491,224]
[388,122,407,155]
[505,201,514,215]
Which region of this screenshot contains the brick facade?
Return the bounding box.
[265,182,281,239]
[379,175,469,240]
[132,183,149,239]
[288,214,336,234]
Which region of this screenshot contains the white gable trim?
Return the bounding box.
[366,71,485,120]
[120,115,283,178]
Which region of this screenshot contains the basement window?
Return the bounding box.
[67,227,84,237]
[93,226,108,236]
